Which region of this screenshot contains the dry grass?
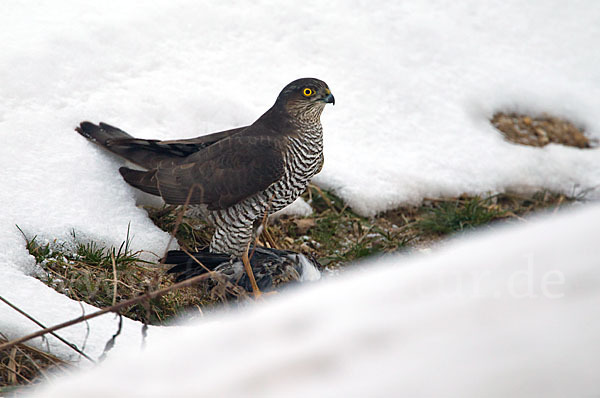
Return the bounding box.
[22,229,209,326]
[0,333,71,396]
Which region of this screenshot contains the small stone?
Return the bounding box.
[283,237,294,245]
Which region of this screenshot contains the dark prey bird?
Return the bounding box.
[164,246,320,297]
[76,78,334,295]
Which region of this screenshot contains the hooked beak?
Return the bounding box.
[323,93,335,105]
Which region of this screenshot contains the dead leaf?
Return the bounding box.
[293,218,316,234]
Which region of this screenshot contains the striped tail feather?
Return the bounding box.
[75,121,248,170]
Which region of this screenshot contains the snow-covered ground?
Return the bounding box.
[31,204,600,397]
[1,0,599,394]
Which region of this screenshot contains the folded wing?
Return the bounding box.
[120,135,286,210]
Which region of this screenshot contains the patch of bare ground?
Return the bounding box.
[265,188,574,270]
[491,112,595,148]
[5,187,579,391]
[21,187,576,329]
[149,188,575,272]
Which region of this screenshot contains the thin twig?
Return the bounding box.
[110,252,118,307]
[552,194,565,215]
[309,184,338,214]
[0,296,95,363]
[262,228,278,249]
[76,301,91,362]
[8,346,17,385]
[158,184,198,265]
[0,272,213,352]
[14,345,50,381]
[356,225,375,245]
[98,314,122,362]
[179,246,243,298]
[0,361,32,384]
[180,247,212,274]
[0,332,69,369]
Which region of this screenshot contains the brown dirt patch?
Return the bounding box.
[491,112,594,148]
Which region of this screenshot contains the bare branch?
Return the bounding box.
[110,251,118,307]
[0,296,95,363]
[0,272,213,353]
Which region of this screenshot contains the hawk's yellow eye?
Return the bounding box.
[303,88,313,97]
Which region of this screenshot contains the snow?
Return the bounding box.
[0,270,163,362]
[0,0,599,393]
[271,197,313,219]
[30,204,600,397]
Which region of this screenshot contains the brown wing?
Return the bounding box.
[120,135,286,210]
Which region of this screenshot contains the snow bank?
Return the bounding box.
[0,269,162,362]
[1,0,599,380]
[31,204,600,397]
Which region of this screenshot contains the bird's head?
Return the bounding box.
[275,78,334,123]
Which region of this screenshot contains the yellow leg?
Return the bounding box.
[241,242,261,298]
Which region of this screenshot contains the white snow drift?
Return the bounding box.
[32,204,600,397]
[0,0,599,392]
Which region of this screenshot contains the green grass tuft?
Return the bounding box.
[18,224,207,325]
[416,196,507,235]
[16,225,51,263]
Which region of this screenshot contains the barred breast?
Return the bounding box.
[209,123,324,256]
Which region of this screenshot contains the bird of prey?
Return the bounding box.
[76,78,334,296]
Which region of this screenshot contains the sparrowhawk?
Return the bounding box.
[76,78,334,292]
